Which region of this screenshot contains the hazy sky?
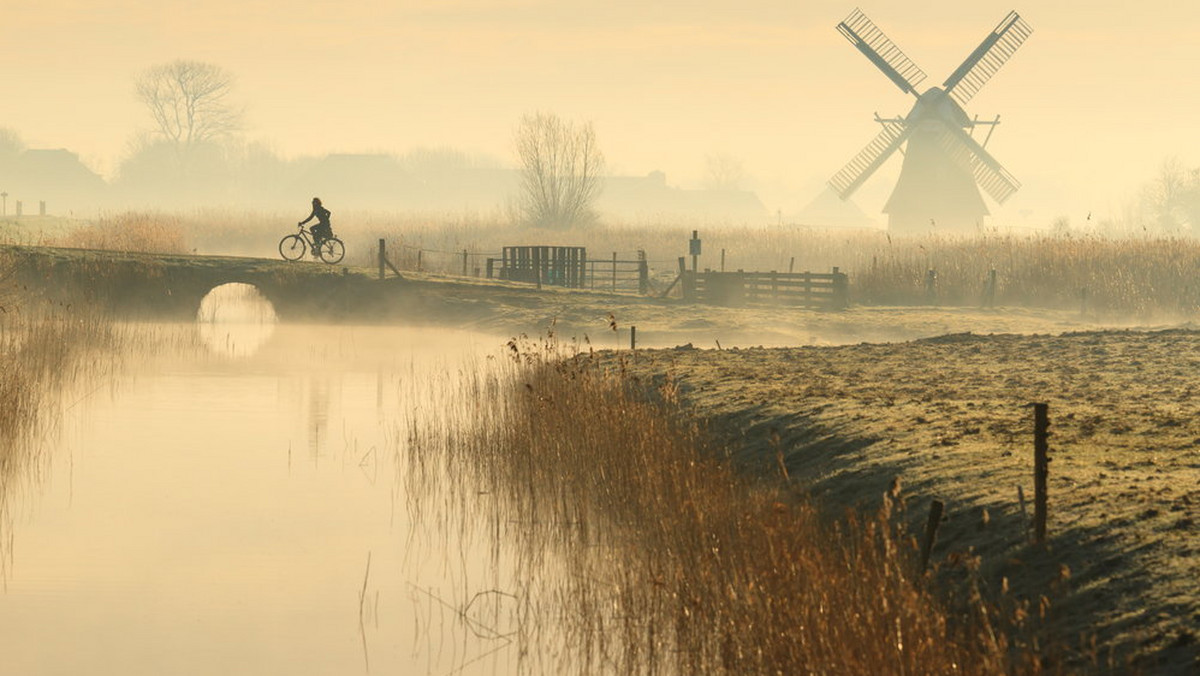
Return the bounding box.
[4,1,1200,222]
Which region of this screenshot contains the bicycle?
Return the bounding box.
[279,224,345,264]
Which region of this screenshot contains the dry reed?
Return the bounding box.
[17,207,1200,318]
[411,336,1058,674]
[0,252,124,577]
[48,212,189,254]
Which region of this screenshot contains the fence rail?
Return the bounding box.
[682,268,849,309]
[485,246,651,294]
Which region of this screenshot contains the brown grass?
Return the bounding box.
[170,209,1200,318]
[48,211,189,254]
[410,336,1069,674]
[16,208,1200,318]
[0,252,123,577]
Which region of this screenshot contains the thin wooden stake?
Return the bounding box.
[378,238,385,280]
[1033,403,1050,545]
[921,499,945,571]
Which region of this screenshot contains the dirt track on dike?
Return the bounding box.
[619,326,1199,674]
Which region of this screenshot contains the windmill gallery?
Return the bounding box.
[829,9,1033,233]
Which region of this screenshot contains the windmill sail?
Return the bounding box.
[935,125,1021,204]
[837,8,927,96]
[943,11,1032,106]
[829,120,912,198]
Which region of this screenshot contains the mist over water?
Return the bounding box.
[0,320,536,675]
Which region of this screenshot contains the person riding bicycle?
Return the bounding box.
[299,197,334,257]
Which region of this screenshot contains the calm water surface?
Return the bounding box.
[1,296,530,675]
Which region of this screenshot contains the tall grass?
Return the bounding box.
[0,252,123,576]
[48,212,189,254]
[17,207,1200,317]
[412,338,1052,674]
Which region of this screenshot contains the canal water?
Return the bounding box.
[0,285,532,675]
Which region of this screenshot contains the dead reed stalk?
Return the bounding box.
[412,337,1047,674]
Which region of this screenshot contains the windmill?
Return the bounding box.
[828,9,1032,232]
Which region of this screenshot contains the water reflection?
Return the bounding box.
[0,323,534,675]
[196,282,278,358]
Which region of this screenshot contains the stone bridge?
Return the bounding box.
[2,245,404,321]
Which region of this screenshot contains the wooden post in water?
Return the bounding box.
[920,499,945,571]
[378,239,386,280]
[1033,403,1050,545]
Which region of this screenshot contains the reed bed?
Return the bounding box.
[47,212,189,254]
[410,337,1055,674]
[18,207,1200,318]
[0,253,126,576]
[172,209,1200,318]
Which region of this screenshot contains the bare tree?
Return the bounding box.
[515,113,605,228]
[0,128,24,158]
[135,60,242,149]
[704,152,745,191]
[1137,157,1200,232]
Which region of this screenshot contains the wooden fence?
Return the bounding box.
[486,246,650,293]
[681,268,849,309]
[488,246,587,288]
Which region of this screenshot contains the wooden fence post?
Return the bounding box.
[378,238,385,280]
[721,248,726,272]
[486,258,494,279]
[462,249,468,276]
[920,499,945,571]
[679,256,693,301]
[831,266,849,309]
[417,249,423,272]
[630,326,637,350]
[788,257,795,274]
[637,250,649,295]
[1033,402,1050,545]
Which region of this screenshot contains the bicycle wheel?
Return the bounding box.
[279,234,307,261]
[319,238,345,264]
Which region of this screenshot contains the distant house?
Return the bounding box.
[599,171,766,223]
[792,187,881,229]
[0,149,107,214]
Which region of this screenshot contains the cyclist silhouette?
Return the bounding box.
[299,197,333,258]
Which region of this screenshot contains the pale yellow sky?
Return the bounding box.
[4,1,1200,220]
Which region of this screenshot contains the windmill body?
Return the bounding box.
[828,10,1032,233]
[885,87,987,232]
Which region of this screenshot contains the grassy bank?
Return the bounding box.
[413,338,1070,674]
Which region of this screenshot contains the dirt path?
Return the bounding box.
[626,329,1199,674]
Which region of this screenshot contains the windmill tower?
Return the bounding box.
[828,9,1032,233]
